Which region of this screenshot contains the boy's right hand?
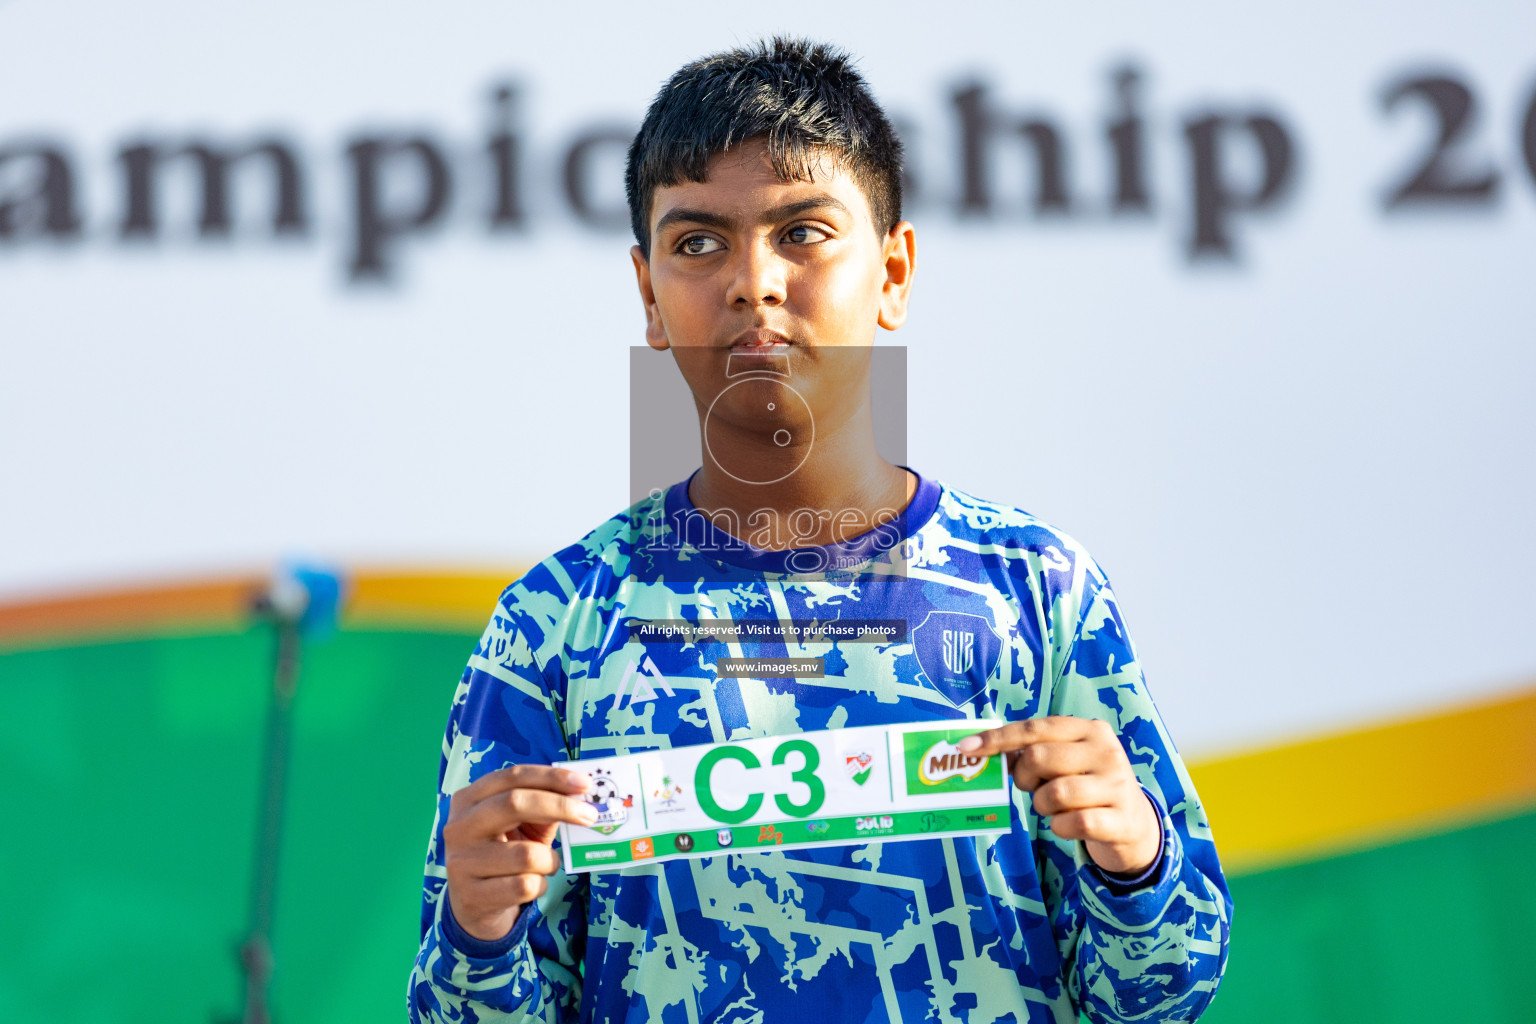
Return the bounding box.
[442,765,597,942]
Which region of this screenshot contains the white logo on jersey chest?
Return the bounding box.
[617,654,675,709]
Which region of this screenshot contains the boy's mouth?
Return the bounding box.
[728,329,793,352]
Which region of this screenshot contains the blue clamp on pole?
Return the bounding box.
[288,563,345,638]
[260,562,346,638]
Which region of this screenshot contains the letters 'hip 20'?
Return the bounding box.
[554,720,1012,873]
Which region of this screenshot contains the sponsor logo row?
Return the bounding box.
[579,806,1007,864]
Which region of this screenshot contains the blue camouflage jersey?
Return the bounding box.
[407,466,1231,1024]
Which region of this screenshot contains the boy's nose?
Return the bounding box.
[727,243,787,307]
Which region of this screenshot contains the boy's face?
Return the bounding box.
[631,137,915,468]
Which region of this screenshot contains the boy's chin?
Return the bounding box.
[706,396,812,438]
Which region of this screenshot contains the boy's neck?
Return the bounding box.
[687,418,917,553]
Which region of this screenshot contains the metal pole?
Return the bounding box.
[220,589,305,1024]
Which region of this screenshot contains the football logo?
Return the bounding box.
[583,768,634,835]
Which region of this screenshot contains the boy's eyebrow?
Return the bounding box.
[654,194,852,236]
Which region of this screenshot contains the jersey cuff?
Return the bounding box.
[1077,785,1184,927]
[440,893,537,961]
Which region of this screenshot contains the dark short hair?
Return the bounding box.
[625,37,904,257]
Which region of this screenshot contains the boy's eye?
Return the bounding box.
[679,235,723,255]
[784,224,831,244]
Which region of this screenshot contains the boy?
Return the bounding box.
[408,37,1230,1024]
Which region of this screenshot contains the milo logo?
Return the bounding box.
[902,728,1001,796]
[918,742,989,785]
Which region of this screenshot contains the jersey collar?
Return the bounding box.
[663,465,941,575]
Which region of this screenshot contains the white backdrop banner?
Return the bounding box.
[2,0,1532,753]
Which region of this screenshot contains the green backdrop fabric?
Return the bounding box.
[1,628,1531,1023]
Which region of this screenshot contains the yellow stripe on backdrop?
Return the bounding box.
[1189,685,1536,874]
[344,569,525,632]
[0,567,526,647]
[2,570,1533,874]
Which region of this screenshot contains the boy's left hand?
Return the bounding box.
[957,717,1162,877]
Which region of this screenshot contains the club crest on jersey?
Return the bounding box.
[911,611,1003,709]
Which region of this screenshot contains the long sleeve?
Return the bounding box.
[1035,567,1233,1024]
[407,585,588,1023]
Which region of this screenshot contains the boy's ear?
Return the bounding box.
[876,221,917,332]
[631,244,670,351]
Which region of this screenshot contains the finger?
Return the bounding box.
[455,764,592,808]
[1007,740,1106,790]
[461,787,598,841]
[1030,774,1120,817]
[1046,807,1135,845]
[465,871,550,909]
[514,821,560,847]
[957,716,1101,758]
[455,839,562,880]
